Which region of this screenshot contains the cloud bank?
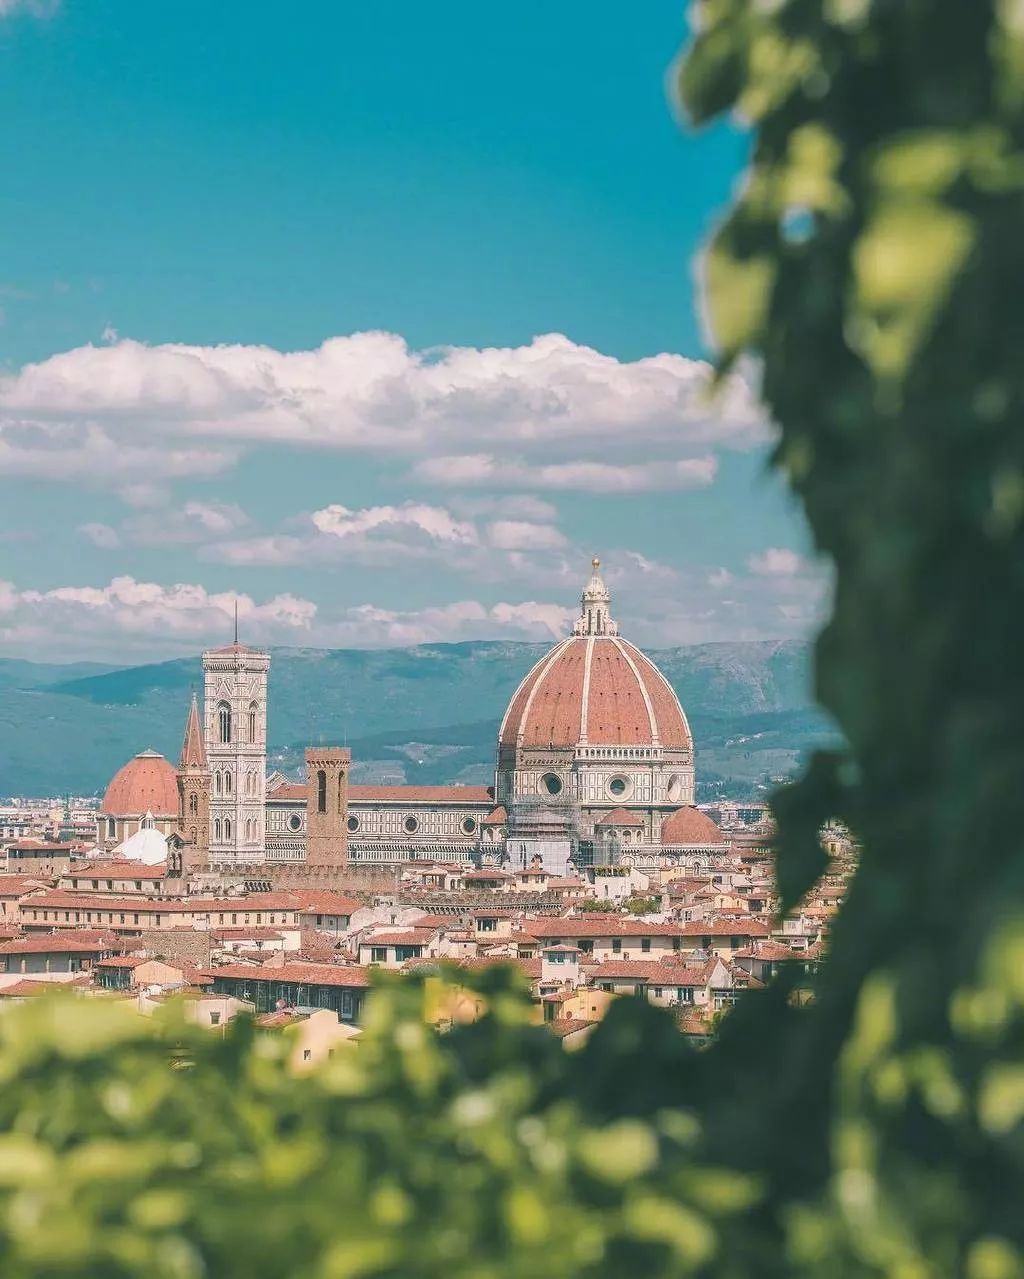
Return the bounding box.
[0,332,769,490]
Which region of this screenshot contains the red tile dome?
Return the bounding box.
[499,635,692,750]
[101,749,179,817]
[660,806,728,846]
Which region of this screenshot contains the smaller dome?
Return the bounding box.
[101,750,179,817]
[660,807,729,847]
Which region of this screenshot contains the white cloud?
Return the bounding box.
[0,332,767,489]
[0,576,316,657]
[708,567,733,589]
[79,522,120,549]
[0,571,586,659]
[320,598,574,647]
[413,453,718,493]
[486,520,567,551]
[310,502,477,545]
[747,547,808,577]
[117,500,249,547]
[0,422,235,484]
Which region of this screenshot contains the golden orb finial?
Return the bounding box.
[592,556,600,569]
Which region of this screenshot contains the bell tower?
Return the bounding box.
[203,617,270,863]
[176,691,210,874]
[305,747,350,867]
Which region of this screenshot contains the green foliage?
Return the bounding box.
[625,895,664,915]
[2,3,1022,1274]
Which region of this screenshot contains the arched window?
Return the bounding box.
[215,771,222,796]
[225,771,232,795]
[224,818,232,841]
[338,773,345,813]
[317,769,327,814]
[248,701,258,744]
[218,701,232,744]
[214,819,222,841]
[188,794,198,816]
[189,827,197,844]
[106,817,116,839]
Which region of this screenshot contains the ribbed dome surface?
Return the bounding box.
[499,636,692,750]
[101,750,179,816]
[660,806,728,845]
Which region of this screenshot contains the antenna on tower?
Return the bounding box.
[233,598,238,645]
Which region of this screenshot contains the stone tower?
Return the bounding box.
[203,627,270,863]
[176,691,210,871]
[304,747,350,867]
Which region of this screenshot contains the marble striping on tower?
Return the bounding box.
[203,637,270,862]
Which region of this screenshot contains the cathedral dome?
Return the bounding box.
[498,560,692,752]
[101,749,179,817]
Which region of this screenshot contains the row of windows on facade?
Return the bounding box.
[215,702,260,745]
[210,769,261,797]
[213,816,261,842]
[28,907,296,926]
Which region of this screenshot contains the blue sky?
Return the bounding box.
[0,1,818,663]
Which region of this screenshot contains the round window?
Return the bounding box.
[461,817,477,835]
[608,776,629,798]
[541,773,562,796]
[404,815,419,834]
[347,815,359,832]
[288,813,302,832]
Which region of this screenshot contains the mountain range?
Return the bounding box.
[0,639,836,800]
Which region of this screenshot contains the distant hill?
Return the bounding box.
[0,639,837,799]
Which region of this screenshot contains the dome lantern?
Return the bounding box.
[573,556,618,637]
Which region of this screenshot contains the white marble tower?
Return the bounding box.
[203,616,269,862]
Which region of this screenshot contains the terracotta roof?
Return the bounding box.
[481,806,508,826]
[736,941,807,961]
[524,918,691,939]
[547,1018,598,1039]
[101,751,179,817]
[21,891,303,915]
[595,808,645,827]
[208,962,372,989]
[361,928,434,946]
[585,959,715,983]
[0,935,112,954]
[0,979,71,997]
[498,636,691,750]
[254,1010,303,1028]
[293,891,361,915]
[0,875,53,896]
[5,840,69,852]
[95,955,148,968]
[660,807,730,847]
[463,870,511,882]
[66,860,167,879]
